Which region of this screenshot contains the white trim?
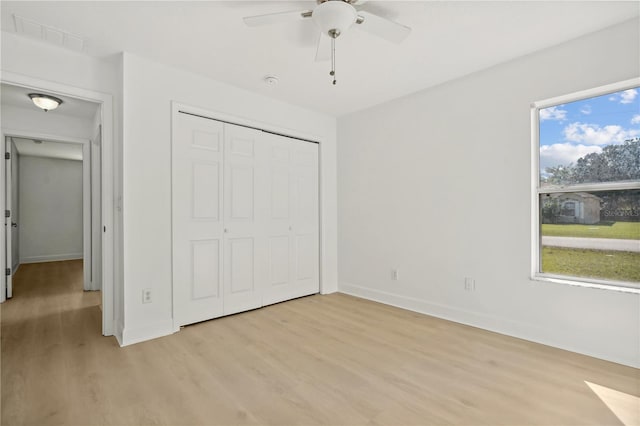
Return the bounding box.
[114,319,124,346]
[1,135,4,303]
[530,78,640,291]
[530,106,540,280]
[1,72,115,337]
[2,137,13,301]
[539,181,640,194]
[318,138,325,295]
[1,129,88,146]
[532,77,640,109]
[21,254,83,264]
[121,319,175,346]
[339,281,639,368]
[532,274,640,294]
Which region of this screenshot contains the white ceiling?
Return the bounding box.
[1,82,98,120]
[1,1,638,116]
[11,137,83,161]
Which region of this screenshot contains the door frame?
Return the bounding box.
[3,130,92,288]
[4,137,14,298]
[0,72,115,337]
[170,101,327,331]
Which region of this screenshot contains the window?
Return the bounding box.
[532,79,640,290]
[560,201,576,218]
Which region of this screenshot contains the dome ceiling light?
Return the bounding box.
[28,93,63,112]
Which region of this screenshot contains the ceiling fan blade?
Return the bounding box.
[243,10,310,27]
[315,33,331,62]
[357,11,411,44]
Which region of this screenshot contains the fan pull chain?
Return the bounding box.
[330,36,336,85]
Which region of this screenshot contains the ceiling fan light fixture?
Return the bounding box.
[312,0,357,37]
[28,93,63,112]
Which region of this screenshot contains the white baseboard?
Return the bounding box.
[121,319,175,346]
[339,281,639,369]
[21,253,83,264]
[114,319,124,346]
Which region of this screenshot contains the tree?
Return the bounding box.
[541,196,560,224]
[542,138,640,186]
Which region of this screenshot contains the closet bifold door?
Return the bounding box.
[172,113,225,327]
[222,123,268,315]
[172,111,320,327]
[263,133,320,306]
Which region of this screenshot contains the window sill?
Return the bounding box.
[532,274,640,294]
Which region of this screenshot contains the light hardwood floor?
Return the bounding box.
[1,260,639,425]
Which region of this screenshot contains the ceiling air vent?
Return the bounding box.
[13,14,87,53]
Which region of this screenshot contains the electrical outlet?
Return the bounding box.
[464,277,475,291]
[142,288,152,304]
[391,268,399,281]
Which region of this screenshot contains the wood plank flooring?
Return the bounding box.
[1,260,639,425]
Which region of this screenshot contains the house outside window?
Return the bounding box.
[532,79,640,290]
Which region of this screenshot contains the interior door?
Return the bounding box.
[263,133,319,306]
[10,139,18,276]
[172,113,225,326]
[222,123,268,315]
[4,137,14,298]
[91,126,102,291]
[82,142,91,290]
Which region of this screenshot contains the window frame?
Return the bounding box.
[530,78,640,293]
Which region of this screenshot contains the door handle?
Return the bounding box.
[11,222,17,228]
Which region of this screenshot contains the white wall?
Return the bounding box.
[337,19,640,368]
[19,156,83,263]
[2,105,93,140]
[0,32,120,98]
[120,53,338,344]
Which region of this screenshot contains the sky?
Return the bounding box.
[539,87,640,175]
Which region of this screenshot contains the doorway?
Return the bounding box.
[5,136,98,290]
[1,77,114,337]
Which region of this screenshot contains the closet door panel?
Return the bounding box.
[290,141,320,297]
[172,113,224,327]
[226,237,255,293]
[223,124,267,315]
[191,239,220,299]
[229,166,254,219]
[263,134,319,306]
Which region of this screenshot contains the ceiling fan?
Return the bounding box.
[243,0,412,85]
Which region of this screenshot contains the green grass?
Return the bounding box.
[541,222,640,240]
[542,247,640,283]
